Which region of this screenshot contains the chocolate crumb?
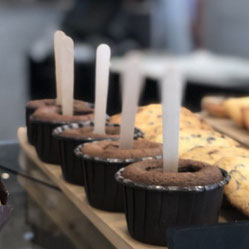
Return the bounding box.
[207,137,216,143]
[81,140,162,159]
[122,159,223,187]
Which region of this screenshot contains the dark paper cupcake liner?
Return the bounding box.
[53,122,142,186]
[58,138,85,185]
[32,112,109,164]
[75,142,161,212]
[26,101,95,146]
[33,120,64,164]
[115,168,230,246]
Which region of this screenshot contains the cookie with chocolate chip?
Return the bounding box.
[181,145,249,164]
[178,130,239,155]
[216,156,249,217]
[110,104,212,142]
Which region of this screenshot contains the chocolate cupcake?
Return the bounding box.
[75,140,162,212]
[30,103,94,164]
[53,122,143,186]
[26,99,56,145]
[116,159,230,246]
[26,99,91,145]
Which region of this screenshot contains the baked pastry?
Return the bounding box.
[53,122,143,186]
[181,145,249,165]
[75,140,162,212]
[201,96,228,118]
[122,159,223,186]
[180,107,212,130]
[215,156,249,217]
[110,104,212,141]
[26,99,56,144]
[26,99,55,119]
[155,129,238,155]
[224,97,249,127]
[30,104,94,164]
[26,99,92,145]
[116,159,229,246]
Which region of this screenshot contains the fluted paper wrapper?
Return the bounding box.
[115,168,230,246]
[53,122,141,186]
[75,142,160,212]
[34,120,63,164]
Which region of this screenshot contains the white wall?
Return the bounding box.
[202,0,249,58]
[0,4,62,140]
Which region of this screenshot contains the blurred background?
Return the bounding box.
[2,0,249,141]
[1,0,249,248]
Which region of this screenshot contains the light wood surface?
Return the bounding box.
[17,127,165,249]
[18,152,114,249]
[203,115,249,147]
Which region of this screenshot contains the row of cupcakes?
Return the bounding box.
[26,99,94,163]
[25,31,230,246]
[25,32,144,188]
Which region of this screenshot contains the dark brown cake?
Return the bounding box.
[53,122,143,186]
[30,104,94,164]
[81,140,162,159]
[76,139,162,212]
[26,99,56,109]
[30,105,94,123]
[115,159,229,246]
[122,159,223,187]
[26,99,91,110]
[60,125,120,139]
[53,123,125,186]
[26,99,93,145]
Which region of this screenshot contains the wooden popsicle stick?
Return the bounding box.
[54,30,65,105]
[93,44,111,135]
[60,36,74,116]
[120,53,143,149]
[162,67,183,172]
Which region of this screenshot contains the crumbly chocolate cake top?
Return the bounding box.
[122,159,223,187]
[26,99,56,110]
[30,104,94,123]
[60,125,120,139]
[26,99,91,111]
[81,140,162,159]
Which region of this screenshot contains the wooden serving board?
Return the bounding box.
[18,127,246,248]
[203,115,249,147]
[17,127,165,249]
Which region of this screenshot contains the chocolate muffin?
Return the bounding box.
[26,99,55,144]
[26,99,55,117]
[75,140,162,212]
[26,99,91,145]
[116,159,230,246]
[53,122,143,186]
[30,103,94,164]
